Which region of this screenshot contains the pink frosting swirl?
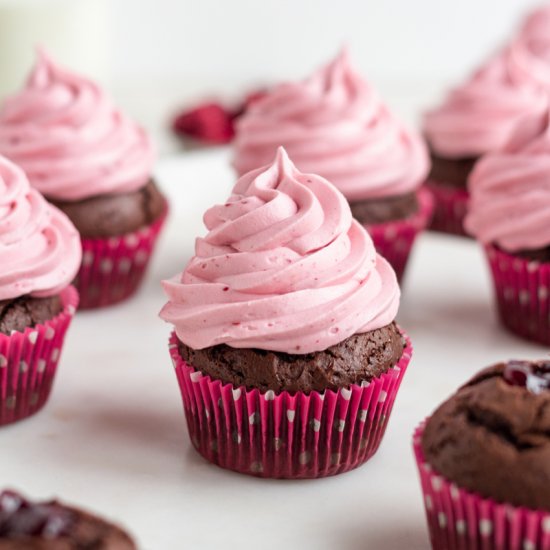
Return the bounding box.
[465,110,550,252]
[424,50,548,159]
[0,50,154,201]
[0,155,81,300]
[507,5,550,90]
[161,148,400,354]
[233,50,429,202]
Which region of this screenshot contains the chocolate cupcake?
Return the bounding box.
[0,50,167,309]
[233,49,432,282]
[0,489,136,549]
[465,109,550,345]
[414,361,550,550]
[0,156,80,426]
[161,148,412,479]
[423,7,550,237]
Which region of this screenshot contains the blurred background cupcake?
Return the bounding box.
[414,360,550,550]
[161,148,412,479]
[0,156,80,426]
[0,51,168,309]
[233,49,432,282]
[465,109,550,345]
[423,6,550,237]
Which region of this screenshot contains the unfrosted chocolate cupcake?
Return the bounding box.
[422,361,550,510]
[414,361,550,550]
[0,489,136,549]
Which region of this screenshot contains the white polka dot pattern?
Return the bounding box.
[169,329,412,479]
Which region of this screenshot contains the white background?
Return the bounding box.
[109,0,543,97]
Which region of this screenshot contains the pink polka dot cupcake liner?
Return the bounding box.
[168,329,412,479]
[425,180,470,237]
[0,286,79,427]
[366,188,433,282]
[75,203,168,309]
[413,423,550,550]
[485,245,550,346]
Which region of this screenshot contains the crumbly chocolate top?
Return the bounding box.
[0,490,136,549]
[350,191,418,225]
[179,322,405,393]
[0,296,61,335]
[422,361,550,510]
[51,180,165,238]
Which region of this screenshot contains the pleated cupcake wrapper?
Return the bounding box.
[413,423,550,550]
[75,203,168,309]
[0,286,79,426]
[485,245,550,346]
[366,188,434,282]
[169,330,412,479]
[425,180,470,237]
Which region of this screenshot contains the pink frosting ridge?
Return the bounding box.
[0,155,81,300]
[465,109,550,252]
[507,5,550,90]
[0,49,154,202]
[233,49,429,202]
[424,50,548,159]
[161,147,400,354]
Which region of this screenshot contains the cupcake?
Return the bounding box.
[423,13,549,237]
[0,50,167,309]
[0,489,136,548]
[0,156,80,426]
[465,109,550,345]
[414,361,550,550]
[233,49,432,282]
[161,147,412,479]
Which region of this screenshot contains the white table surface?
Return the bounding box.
[0,147,547,550]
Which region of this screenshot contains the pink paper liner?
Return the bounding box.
[425,179,470,237]
[413,422,550,550]
[366,188,434,282]
[485,244,550,346]
[0,286,79,426]
[75,203,168,309]
[169,329,412,479]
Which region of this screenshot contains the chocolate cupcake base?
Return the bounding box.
[74,200,168,309]
[414,423,550,550]
[169,328,412,479]
[485,245,550,345]
[359,188,434,282]
[0,286,78,426]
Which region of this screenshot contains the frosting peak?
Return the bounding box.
[465,110,550,251]
[0,49,154,201]
[424,50,548,159]
[233,50,429,202]
[0,155,81,300]
[161,148,400,354]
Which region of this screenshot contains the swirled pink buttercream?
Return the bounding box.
[233,50,428,202]
[507,5,550,90]
[0,50,154,201]
[0,155,81,300]
[424,50,548,159]
[465,110,550,252]
[161,148,400,354]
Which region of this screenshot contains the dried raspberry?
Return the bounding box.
[172,102,235,144]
